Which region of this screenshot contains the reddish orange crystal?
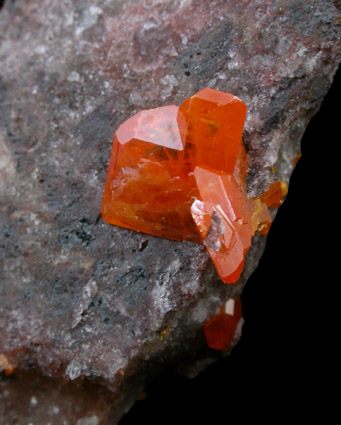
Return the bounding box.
[101,89,284,284]
[191,167,254,283]
[179,88,247,174]
[261,181,288,208]
[204,297,242,351]
[101,105,201,242]
[293,152,302,166]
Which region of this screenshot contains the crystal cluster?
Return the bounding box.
[101,88,286,284]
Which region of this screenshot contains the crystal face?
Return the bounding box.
[204,297,242,351]
[261,181,288,208]
[179,88,247,174]
[101,89,286,284]
[101,104,200,242]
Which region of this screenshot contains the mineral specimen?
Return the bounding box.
[1,0,340,422]
[101,89,280,284]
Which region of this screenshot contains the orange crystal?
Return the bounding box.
[191,167,254,283]
[179,88,247,174]
[204,297,242,351]
[101,89,283,284]
[0,353,15,376]
[261,181,288,208]
[101,105,200,242]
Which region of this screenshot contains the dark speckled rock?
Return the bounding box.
[0,0,340,424]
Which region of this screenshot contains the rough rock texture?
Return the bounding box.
[0,0,340,423]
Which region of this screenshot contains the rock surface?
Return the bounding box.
[0,0,340,423]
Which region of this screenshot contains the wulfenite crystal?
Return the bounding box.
[101,88,286,284]
[204,297,242,351]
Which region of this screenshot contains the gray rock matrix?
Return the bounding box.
[0,0,340,424]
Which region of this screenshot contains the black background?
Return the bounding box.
[120,67,339,424]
